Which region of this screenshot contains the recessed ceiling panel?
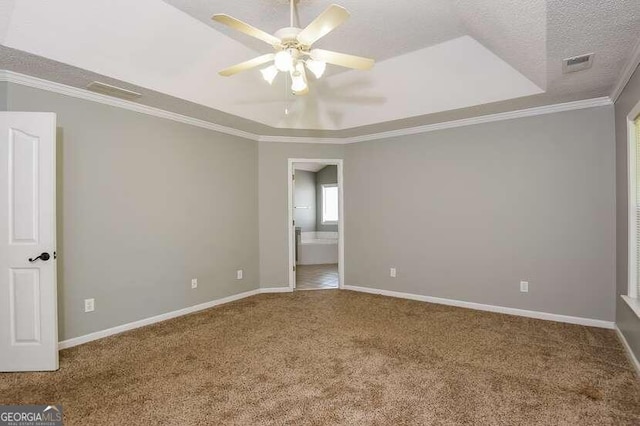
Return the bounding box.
[1,0,639,135]
[237,36,543,130]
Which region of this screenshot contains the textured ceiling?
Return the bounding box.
[163,0,548,87]
[164,0,464,62]
[0,0,639,138]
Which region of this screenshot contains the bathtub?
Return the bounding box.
[297,231,338,265]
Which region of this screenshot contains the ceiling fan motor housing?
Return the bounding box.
[274,27,305,48]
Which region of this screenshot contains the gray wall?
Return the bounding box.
[2,80,620,340]
[345,106,616,321]
[616,65,640,358]
[259,143,344,288]
[5,83,259,341]
[293,169,316,231]
[316,165,338,232]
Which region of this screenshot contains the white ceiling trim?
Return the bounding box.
[0,70,262,141]
[259,97,613,144]
[1,70,612,145]
[611,36,640,103]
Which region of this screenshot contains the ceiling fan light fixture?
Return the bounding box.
[212,0,374,96]
[291,74,307,92]
[275,50,295,72]
[291,63,308,93]
[305,59,326,79]
[260,65,279,84]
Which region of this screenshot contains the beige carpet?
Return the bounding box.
[1,290,640,425]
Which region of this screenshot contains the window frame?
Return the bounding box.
[625,99,640,318]
[321,184,339,225]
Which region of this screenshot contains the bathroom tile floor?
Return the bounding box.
[295,264,339,290]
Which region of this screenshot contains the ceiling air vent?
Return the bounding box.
[562,53,594,74]
[86,82,142,100]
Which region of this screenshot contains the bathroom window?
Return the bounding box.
[322,184,339,224]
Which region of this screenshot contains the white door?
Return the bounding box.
[0,112,58,372]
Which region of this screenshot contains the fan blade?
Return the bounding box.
[296,4,350,46]
[310,49,374,70]
[212,14,281,46]
[219,53,275,77]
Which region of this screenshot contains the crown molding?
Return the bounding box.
[0,70,261,141]
[1,70,612,145]
[611,36,640,103]
[258,97,613,144]
[258,134,347,144]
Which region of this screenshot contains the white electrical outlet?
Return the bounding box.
[520,281,529,293]
[390,268,397,278]
[84,298,95,313]
[191,278,198,289]
[236,270,243,280]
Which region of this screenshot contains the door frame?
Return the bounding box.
[288,158,344,291]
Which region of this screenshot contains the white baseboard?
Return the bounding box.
[343,285,615,329]
[58,289,261,349]
[58,287,296,349]
[615,325,640,377]
[59,284,614,350]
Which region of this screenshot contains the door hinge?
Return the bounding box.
[292,174,295,181]
[293,265,296,271]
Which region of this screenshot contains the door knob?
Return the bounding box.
[28,252,50,262]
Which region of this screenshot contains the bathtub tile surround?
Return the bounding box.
[298,231,339,265]
[301,232,339,242]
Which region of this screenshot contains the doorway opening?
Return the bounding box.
[288,159,344,291]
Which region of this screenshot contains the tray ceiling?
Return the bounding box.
[1,0,639,137]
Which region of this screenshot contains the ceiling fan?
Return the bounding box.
[212,0,375,96]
